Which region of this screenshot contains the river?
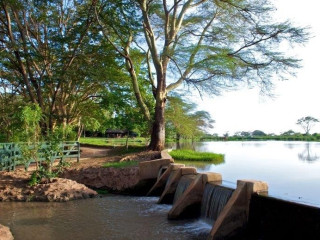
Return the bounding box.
[167,141,320,207]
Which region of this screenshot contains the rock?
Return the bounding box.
[0,224,14,240]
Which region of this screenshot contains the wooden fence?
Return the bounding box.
[0,141,80,171]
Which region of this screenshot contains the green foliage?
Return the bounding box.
[28,161,71,186]
[96,189,109,194]
[170,150,224,163]
[102,161,138,168]
[100,81,154,137]
[166,94,214,140]
[14,104,42,168]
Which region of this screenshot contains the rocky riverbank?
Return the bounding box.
[0,170,97,202]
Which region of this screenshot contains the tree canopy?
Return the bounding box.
[297,116,319,135]
[108,0,308,150]
[0,0,310,148]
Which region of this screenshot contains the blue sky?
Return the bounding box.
[193,0,320,135]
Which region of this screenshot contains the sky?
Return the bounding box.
[193,0,320,135]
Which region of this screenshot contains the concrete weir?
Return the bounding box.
[147,163,185,196]
[168,172,222,219]
[208,180,268,240]
[136,150,319,239]
[158,165,197,204]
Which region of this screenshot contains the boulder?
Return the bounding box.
[0,224,14,240]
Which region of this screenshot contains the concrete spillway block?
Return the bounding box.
[147,163,185,196]
[202,172,222,184]
[168,172,222,219]
[161,150,174,161]
[139,158,173,181]
[208,180,268,240]
[158,167,197,204]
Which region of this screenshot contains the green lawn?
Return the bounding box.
[103,161,138,168]
[80,137,148,147]
[170,149,224,164]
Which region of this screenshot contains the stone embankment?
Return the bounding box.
[0,224,14,240]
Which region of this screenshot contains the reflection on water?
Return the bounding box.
[0,196,210,240]
[168,141,320,207]
[175,161,213,172]
[166,141,197,150]
[298,143,320,162]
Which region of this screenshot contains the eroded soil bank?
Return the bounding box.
[0,146,161,201]
[60,147,161,193]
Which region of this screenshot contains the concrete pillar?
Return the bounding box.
[208,180,268,240]
[138,158,173,181]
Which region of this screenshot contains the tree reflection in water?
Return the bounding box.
[298,143,320,163]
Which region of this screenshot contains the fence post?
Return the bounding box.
[77,141,80,163]
[11,143,15,171]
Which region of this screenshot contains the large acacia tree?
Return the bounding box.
[133,0,308,150]
[0,0,112,135]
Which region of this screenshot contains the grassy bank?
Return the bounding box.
[103,161,138,168]
[170,149,224,164]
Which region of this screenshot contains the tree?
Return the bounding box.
[281,130,296,136]
[166,95,214,142]
[296,116,319,135]
[0,0,112,134]
[133,0,308,150]
[252,130,266,136]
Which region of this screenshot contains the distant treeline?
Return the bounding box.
[201,133,320,142]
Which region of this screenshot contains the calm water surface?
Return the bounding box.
[169,141,320,207]
[0,196,211,240]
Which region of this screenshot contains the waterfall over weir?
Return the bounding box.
[173,175,196,204]
[201,183,234,224]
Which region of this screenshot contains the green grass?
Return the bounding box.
[102,161,138,168]
[96,189,109,194]
[80,137,148,147]
[170,149,224,164]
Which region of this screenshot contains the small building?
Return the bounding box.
[105,129,127,138]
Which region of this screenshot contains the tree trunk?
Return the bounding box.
[176,133,181,143]
[176,133,181,150]
[148,97,166,151]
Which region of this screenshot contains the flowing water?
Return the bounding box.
[201,184,234,224]
[167,141,320,207]
[0,195,212,240]
[173,175,196,204]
